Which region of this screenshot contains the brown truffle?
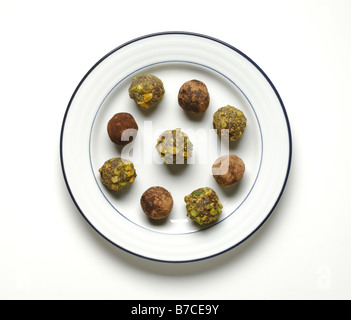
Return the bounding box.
[212,155,245,187]
[178,80,210,114]
[140,187,174,220]
[107,112,138,146]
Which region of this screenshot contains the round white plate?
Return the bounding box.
[60,32,292,262]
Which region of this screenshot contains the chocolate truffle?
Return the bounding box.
[155,128,193,164]
[178,79,210,113]
[99,158,136,191]
[184,187,223,225]
[128,74,165,110]
[107,112,138,146]
[140,187,174,220]
[212,154,245,187]
[213,105,247,141]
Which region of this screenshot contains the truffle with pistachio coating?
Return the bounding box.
[128,74,165,110]
[140,186,174,220]
[99,158,136,191]
[213,105,247,141]
[155,128,193,164]
[184,187,223,225]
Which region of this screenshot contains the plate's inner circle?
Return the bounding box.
[89,61,263,235]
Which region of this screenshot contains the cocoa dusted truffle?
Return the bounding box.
[178,80,210,113]
[128,74,165,110]
[184,187,223,225]
[107,112,138,146]
[140,187,174,220]
[212,154,245,187]
[99,158,136,191]
[213,105,247,141]
[155,128,193,164]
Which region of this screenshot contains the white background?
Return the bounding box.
[1,0,350,300]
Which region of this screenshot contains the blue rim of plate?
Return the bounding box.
[60,31,292,263]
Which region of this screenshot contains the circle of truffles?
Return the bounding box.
[213,105,247,141]
[128,74,165,110]
[184,187,223,225]
[178,79,210,114]
[99,158,136,191]
[107,112,138,146]
[140,186,174,220]
[212,154,245,187]
[155,128,193,164]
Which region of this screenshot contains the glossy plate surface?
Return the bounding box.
[60,32,292,262]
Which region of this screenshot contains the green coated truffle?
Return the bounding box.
[128,74,165,110]
[213,105,247,141]
[99,158,136,191]
[156,128,193,164]
[184,187,223,225]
